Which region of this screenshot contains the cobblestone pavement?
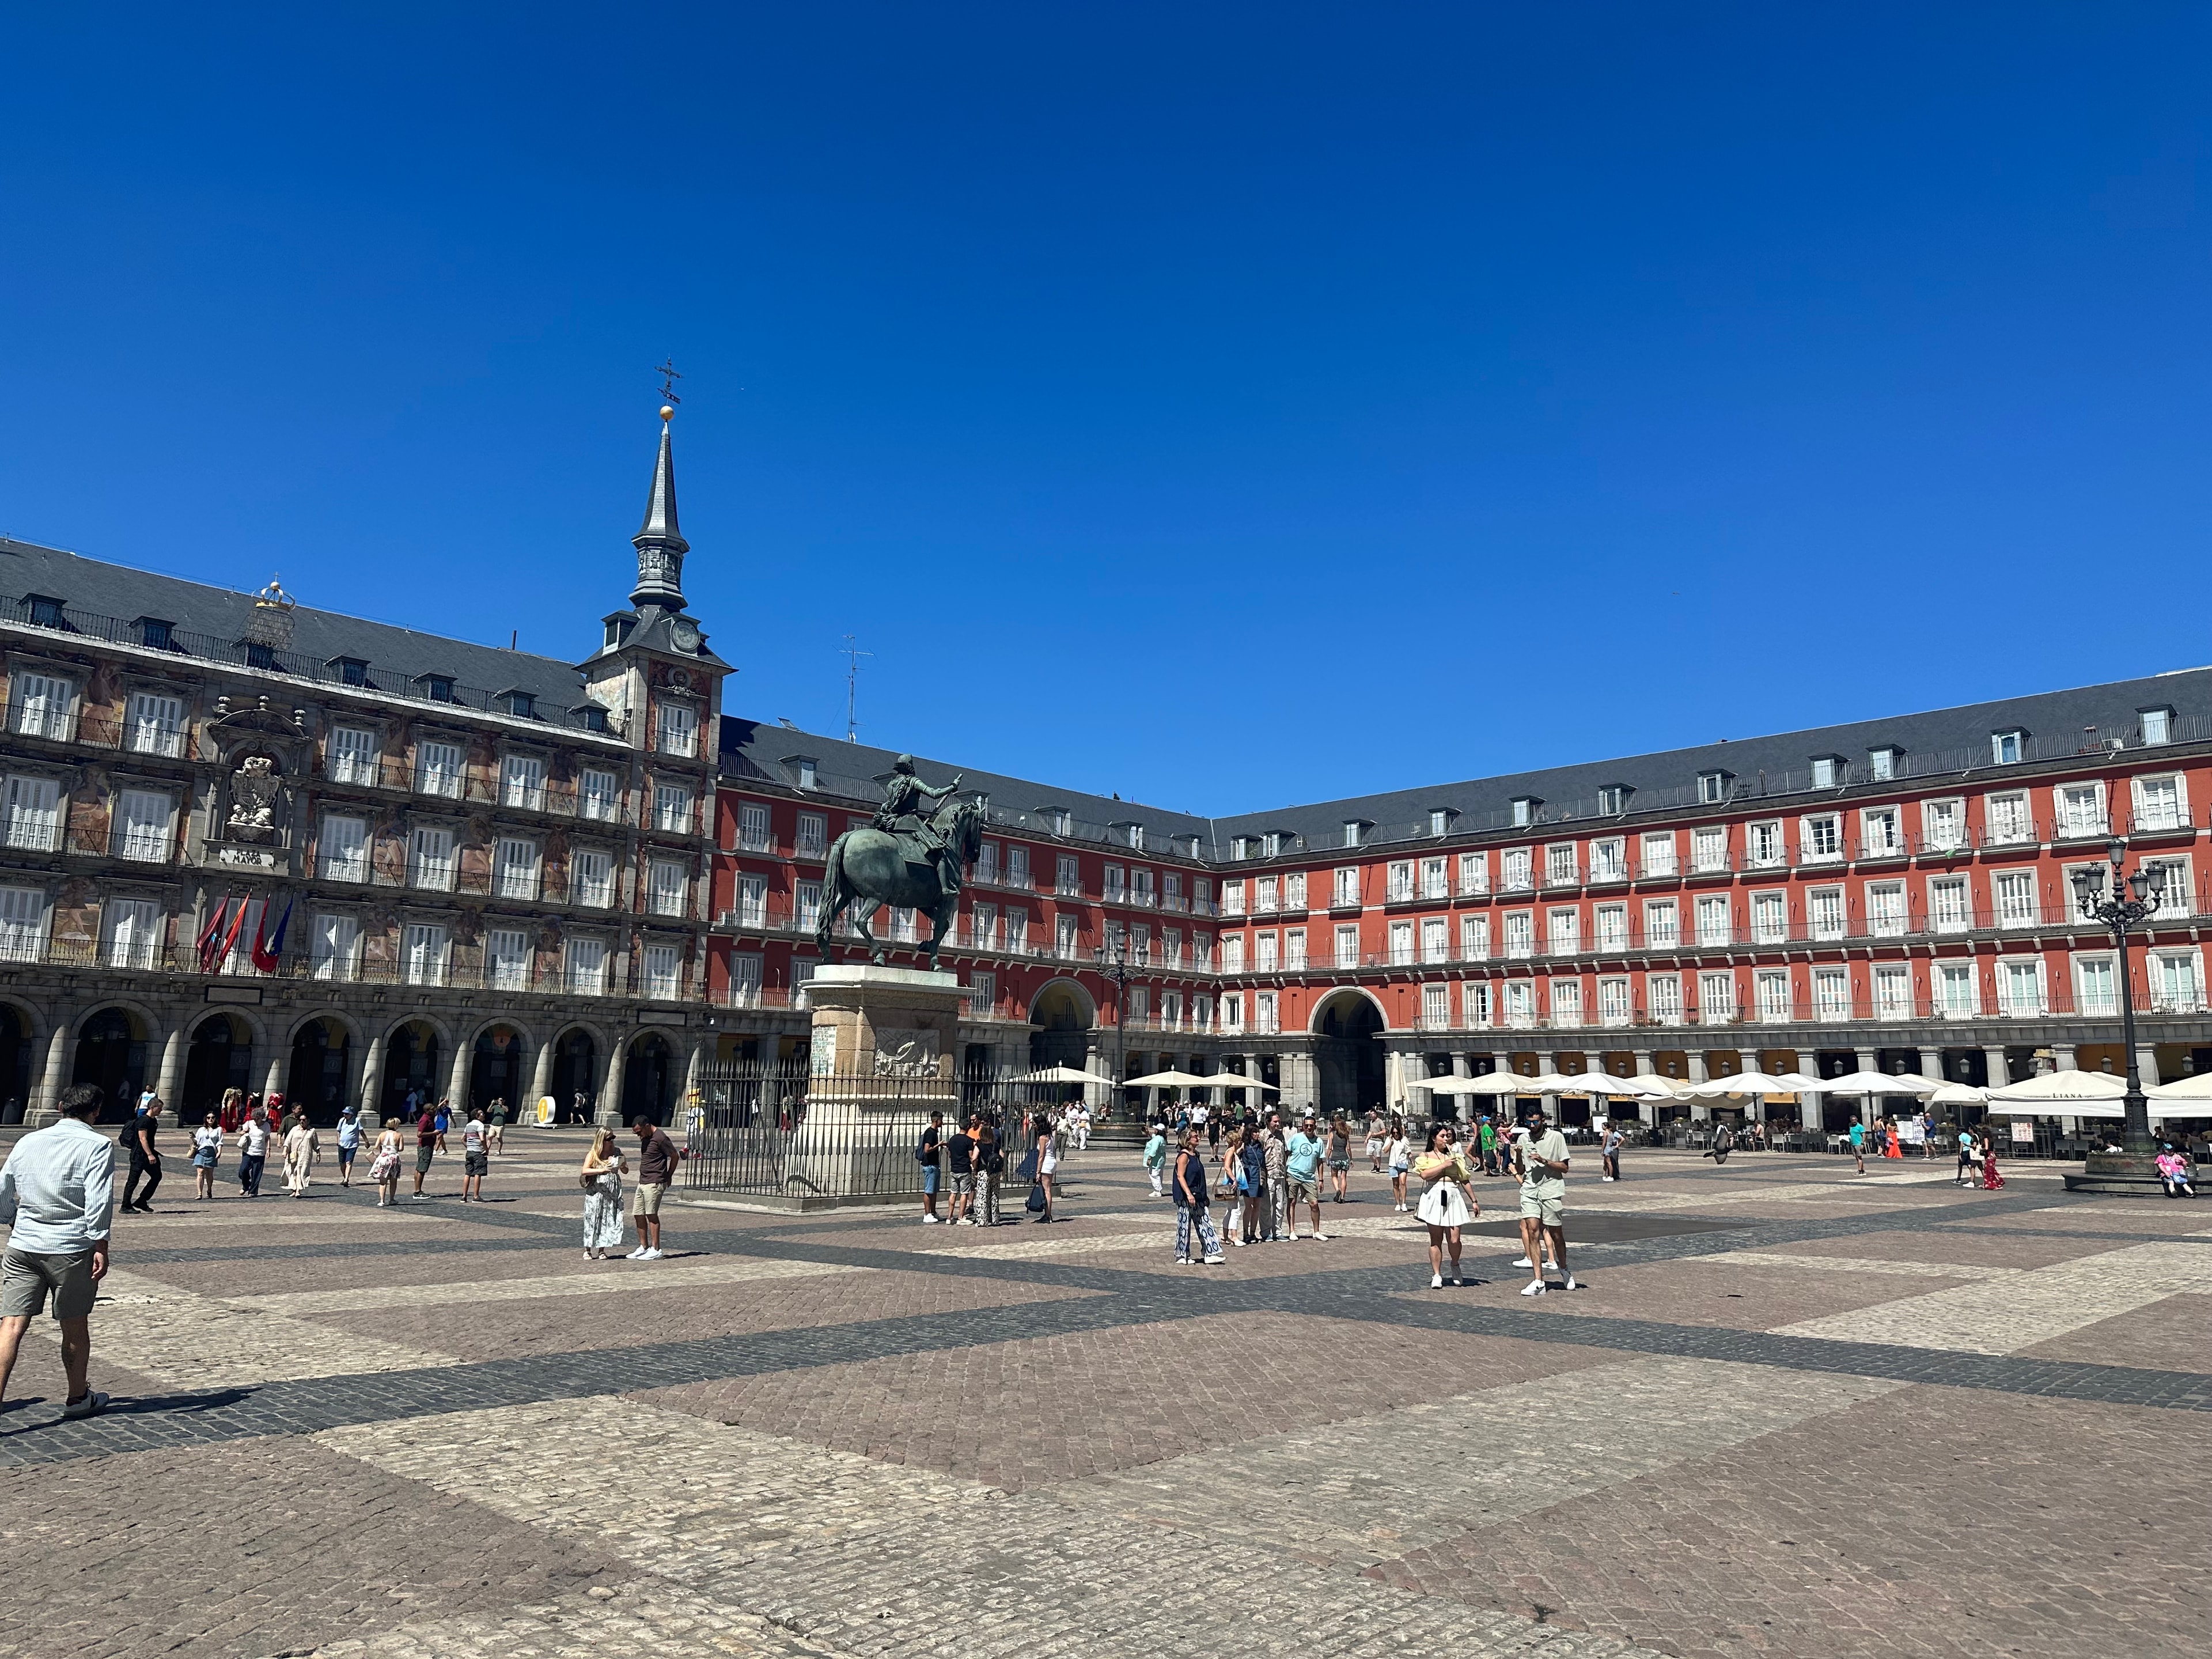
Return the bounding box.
[0,1131,2205,1658]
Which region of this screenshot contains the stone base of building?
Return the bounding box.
[2063,1151,2168,1196]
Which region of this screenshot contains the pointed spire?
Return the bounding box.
[630,404,690,611]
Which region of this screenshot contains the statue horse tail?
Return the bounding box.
[816,830,854,952]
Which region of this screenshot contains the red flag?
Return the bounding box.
[196,896,230,974]
[217,897,251,974]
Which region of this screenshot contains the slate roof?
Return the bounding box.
[0,537,601,719]
[724,666,2212,865]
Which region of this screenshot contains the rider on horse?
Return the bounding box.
[873,755,964,892]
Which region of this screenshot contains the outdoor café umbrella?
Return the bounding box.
[1982,1070,2127,1117]
[1009,1065,1105,1086]
[1678,1071,1804,1099]
[1927,1080,1989,1108]
[1594,1073,1681,1100]
[1459,1072,1537,1096]
[1805,1070,1941,1097]
[2145,1073,2212,1121]
[1122,1069,1230,1091]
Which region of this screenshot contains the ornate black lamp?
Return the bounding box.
[2065,836,2169,1194]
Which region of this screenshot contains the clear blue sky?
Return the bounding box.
[3,5,2207,815]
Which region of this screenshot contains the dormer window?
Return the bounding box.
[244,642,278,671]
[504,690,537,718]
[1342,821,1363,847]
[603,614,634,650]
[577,705,610,734]
[1811,755,1843,789]
[1127,824,1144,851]
[422,675,455,703]
[1596,783,1631,816]
[1696,770,1732,805]
[1232,837,1253,860]
[1429,808,1455,836]
[1510,796,1540,828]
[25,594,66,628]
[1048,808,1071,836]
[331,657,370,687]
[797,758,818,790]
[1992,729,2025,764]
[1262,832,1283,858]
[1869,746,1902,781]
[2141,706,2174,746]
[135,617,173,650]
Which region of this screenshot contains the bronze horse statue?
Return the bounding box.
[815,796,983,969]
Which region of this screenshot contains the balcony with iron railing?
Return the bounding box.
[0,934,693,1001]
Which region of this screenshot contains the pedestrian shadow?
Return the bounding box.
[0,1382,255,1435]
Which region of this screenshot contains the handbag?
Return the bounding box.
[1025,1181,1047,1213]
[579,1168,599,1190]
[1017,1149,1039,1184]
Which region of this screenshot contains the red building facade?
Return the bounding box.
[707,693,2212,1130]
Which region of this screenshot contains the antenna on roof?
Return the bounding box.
[840,634,872,744]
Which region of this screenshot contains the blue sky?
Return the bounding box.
[3,5,2207,815]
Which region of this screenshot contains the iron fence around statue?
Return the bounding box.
[679,1062,1080,1205]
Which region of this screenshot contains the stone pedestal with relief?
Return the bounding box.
[784,965,963,1207]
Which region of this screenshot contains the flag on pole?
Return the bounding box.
[253,897,294,974]
[196,896,231,974]
[217,897,252,974]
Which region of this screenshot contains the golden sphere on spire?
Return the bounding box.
[660,404,675,422]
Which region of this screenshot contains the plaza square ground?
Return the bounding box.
[1,1130,2207,1659]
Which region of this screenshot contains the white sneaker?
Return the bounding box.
[626,1247,648,1260]
[641,1248,664,1260]
[1312,1233,1328,1242]
[1512,1256,1535,1269]
[921,1215,940,1225]
[1430,1272,1444,1289]
[1202,1255,1224,1265]
[1562,1274,1578,1291]
[1521,1279,1547,1296]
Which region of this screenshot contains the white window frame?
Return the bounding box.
[486,926,532,992]
[319,812,369,882]
[579,768,620,822]
[113,789,175,863]
[656,701,698,758]
[642,942,683,1000]
[500,753,546,810]
[127,691,184,758]
[494,835,542,902]
[408,824,456,892]
[414,739,464,799]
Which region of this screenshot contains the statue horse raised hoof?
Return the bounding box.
[815,796,983,970]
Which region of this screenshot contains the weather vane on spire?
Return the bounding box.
[655,358,683,407]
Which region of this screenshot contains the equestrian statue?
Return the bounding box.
[816,755,983,969]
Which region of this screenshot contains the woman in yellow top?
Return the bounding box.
[1413,1123,1479,1288]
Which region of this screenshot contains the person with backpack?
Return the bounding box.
[917,1111,945,1225]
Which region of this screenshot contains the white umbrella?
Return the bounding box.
[1209,1074,1278,1093]
[2145,1072,2212,1102]
[1525,1071,1609,1094]
[1810,1070,1941,1097]
[1574,1072,1677,1099]
[1460,1073,1537,1097]
[1984,1070,2127,1116]
[1123,1069,1229,1090]
[1927,1081,1988,1107]
[1679,1070,1805,1099]
[1009,1065,1104,1086]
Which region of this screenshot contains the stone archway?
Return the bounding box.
[548,1027,599,1123]
[1312,989,1386,1122]
[622,1032,677,1124]
[72,1007,150,1121]
[1027,980,1094,1070]
[182,1012,255,1118]
[469,1024,527,1115]
[0,1003,32,1124]
[287,1017,352,1124]
[381,1020,444,1119]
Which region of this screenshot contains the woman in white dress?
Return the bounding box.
[581,1127,628,1259]
[1413,1123,1479,1289]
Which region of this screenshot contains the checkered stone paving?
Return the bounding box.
[1,1130,2207,1658]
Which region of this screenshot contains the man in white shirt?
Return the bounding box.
[1515,1108,1576,1297]
[0,1084,116,1417]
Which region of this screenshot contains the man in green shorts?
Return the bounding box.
[1516,1108,1575,1297]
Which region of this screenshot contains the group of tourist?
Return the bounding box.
[572,1116,683,1259]
[917,1107,1059,1226]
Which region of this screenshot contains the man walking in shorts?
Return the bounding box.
[1517,1108,1575,1297]
[1284,1113,1329,1241]
[460,1108,490,1202]
[0,1084,116,1417]
[628,1115,681,1260]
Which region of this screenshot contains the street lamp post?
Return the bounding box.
[2065,836,2168,1194]
[1099,928,1132,1110]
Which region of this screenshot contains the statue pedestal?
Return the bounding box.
[2064,1150,2169,1196]
[785,965,965,1206]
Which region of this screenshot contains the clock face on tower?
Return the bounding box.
[671,618,702,653]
